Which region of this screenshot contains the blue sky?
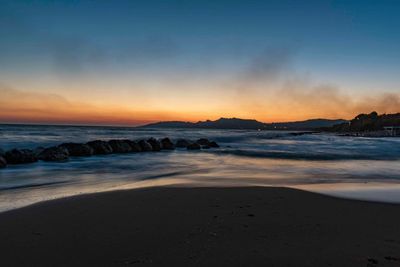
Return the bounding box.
[1,0,399,124]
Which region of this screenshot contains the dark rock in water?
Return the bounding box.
[187,143,201,150]
[0,148,5,157]
[209,141,220,148]
[176,139,191,148]
[87,140,113,154]
[108,140,132,153]
[160,138,175,150]
[196,138,211,146]
[124,140,142,152]
[33,146,45,156]
[138,140,153,151]
[38,146,69,162]
[202,145,210,149]
[367,258,378,265]
[0,156,6,168]
[196,138,219,148]
[59,143,94,157]
[147,138,161,151]
[5,149,38,164]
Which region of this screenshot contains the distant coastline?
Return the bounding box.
[2,111,399,136]
[321,111,400,137]
[141,117,347,131]
[141,112,400,136]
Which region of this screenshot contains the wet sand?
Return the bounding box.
[1,186,400,266]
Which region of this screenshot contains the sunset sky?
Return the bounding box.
[1,0,400,125]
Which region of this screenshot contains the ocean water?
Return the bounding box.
[1,124,400,211]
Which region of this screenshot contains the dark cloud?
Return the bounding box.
[47,35,181,77]
[49,37,109,75]
[231,47,400,119]
[243,46,294,82]
[0,2,181,76]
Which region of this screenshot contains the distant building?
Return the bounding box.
[384,126,400,136]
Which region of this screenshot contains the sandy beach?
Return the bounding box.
[1,186,400,266]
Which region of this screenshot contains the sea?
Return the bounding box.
[1,124,400,212]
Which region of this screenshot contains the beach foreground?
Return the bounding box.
[1,187,400,266]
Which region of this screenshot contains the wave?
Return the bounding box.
[0,180,69,191]
[140,168,213,180]
[211,149,400,161]
[212,132,295,143]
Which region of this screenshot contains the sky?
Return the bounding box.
[1,0,400,125]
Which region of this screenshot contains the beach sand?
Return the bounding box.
[1,186,400,266]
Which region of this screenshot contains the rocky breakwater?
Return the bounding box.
[0,148,6,168]
[0,138,219,168]
[37,146,69,162]
[4,149,38,165]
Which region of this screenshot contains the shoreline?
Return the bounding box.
[1,186,400,266]
[4,181,400,213]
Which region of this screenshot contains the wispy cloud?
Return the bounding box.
[228,47,400,121]
[0,84,184,125]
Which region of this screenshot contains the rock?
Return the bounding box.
[175,139,191,148]
[209,141,220,148]
[33,146,45,156]
[4,149,38,164]
[38,146,69,162]
[196,138,219,148]
[0,156,6,168]
[59,143,94,157]
[202,145,210,149]
[367,258,378,265]
[87,140,113,154]
[160,138,175,150]
[187,143,201,150]
[384,256,399,261]
[138,140,153,151]
[108,140,132,153]
[196,138,211,146]
[0,148,4,157]
[147,138,161,151]
[125,140,142,152]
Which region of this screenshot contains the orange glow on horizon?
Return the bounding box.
[1,85,399,126]
[0,103,385,127]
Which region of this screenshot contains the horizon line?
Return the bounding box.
[0,116,351,128]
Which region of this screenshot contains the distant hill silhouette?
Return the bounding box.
[323,111,400,132]
[142,117,347,130]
